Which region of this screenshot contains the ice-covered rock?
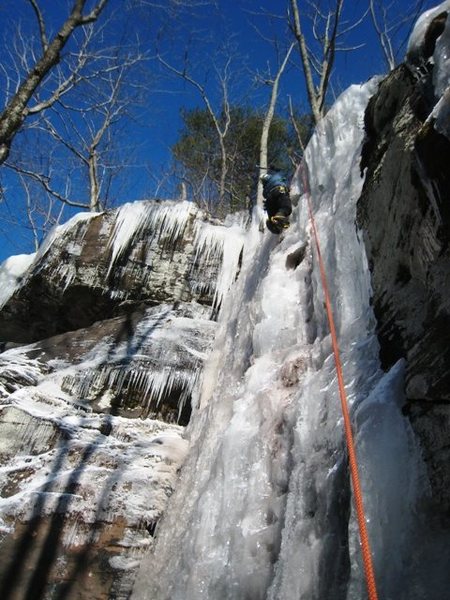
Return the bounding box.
[0,253,35,309]
[406,1,450,140]
[0,199,247,598]
[1,4,450,599]
[406,1,449,66]
[0,200,245,344]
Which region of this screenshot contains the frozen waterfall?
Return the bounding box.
[131,79,428,600]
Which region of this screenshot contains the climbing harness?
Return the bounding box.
[300,161,379,600]
[271,184,289,195]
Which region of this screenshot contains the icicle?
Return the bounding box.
[106,201,194,278]
[192,217,245,309]
[33,213,97,284]
[62,361,200,423]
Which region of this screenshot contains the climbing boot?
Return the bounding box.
[266,214,290,234]
[270,213,290,229]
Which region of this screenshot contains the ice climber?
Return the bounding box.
[260,170,292,234]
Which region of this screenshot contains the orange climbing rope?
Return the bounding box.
[300,162,379,600]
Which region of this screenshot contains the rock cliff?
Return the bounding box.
[358,61,450,516]
[0,200,246,598]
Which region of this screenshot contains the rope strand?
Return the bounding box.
[301,161,379,600]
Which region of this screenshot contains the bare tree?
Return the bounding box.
[157,51,233,209]
[0,0,223,255]
[289,0,343,124]
[3,27,149,220]
[0,0,109,165]
[0,2,152,256]
[369,0,427,70]
[288,0,366,125]
[256,43,294,207]
[39,48,147,212]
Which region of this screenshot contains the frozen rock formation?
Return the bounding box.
[0,200,246,598]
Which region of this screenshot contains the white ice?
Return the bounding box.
[0,305,204,549]
[0,211,97,306]
[406,1,450,64]
[192,214,246,308]
[106,200,193,277]
[407,0,450,139]
[132,77,428,600]
[431,8,450,137]
[1,5,442,593]
[0,375,189,543]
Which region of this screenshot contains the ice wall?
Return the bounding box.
[132,79,427,599]
[0,199,247,596]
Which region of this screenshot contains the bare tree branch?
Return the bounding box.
[26,27,94,115]
[28,0,49,52]
[0,0,109,165]
[289,0,322,123]
[5,161,91,208]
[288,0,364,124]
[369,0,426,70]
[288,95,306,154]
[158,50,234,207]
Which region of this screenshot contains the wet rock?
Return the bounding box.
[358,63,450,512]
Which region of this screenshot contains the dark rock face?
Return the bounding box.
[0,199,245,599]
[0,201,230,344]
[358,64,450,513]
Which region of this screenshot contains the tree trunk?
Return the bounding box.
[257,44,294,207]
[218,137,228,208]
[88,149,101,211]
[289,0,322,125]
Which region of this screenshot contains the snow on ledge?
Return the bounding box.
[407,1,450,64]
[0,254,35,308]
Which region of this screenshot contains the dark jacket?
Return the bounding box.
[261,172,292,218]
[261,172,288,196]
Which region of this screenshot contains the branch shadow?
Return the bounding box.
[0,410,147,600]
[0,301,191,598]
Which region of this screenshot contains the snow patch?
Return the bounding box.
[407,1,450,63]
[0,253,35,308]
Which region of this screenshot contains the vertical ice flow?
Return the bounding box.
[193,215,246,309]
[132,78,427,600]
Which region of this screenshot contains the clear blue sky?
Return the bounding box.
[0,0,437,262]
